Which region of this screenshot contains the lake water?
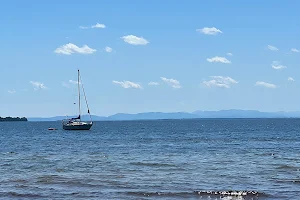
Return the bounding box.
[0,119,299,199]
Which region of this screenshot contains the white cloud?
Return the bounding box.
[291,48,299,53]
[79,23,106,29]
[148,82,159,86]
[79,26,89,29]
[105,46,113,53]
[268,45,279,51]
[203,76,238,89]
[54,43,96,55]
[255,81,276,89]
[288,77,295,81]
[69,80,81,85]
[160,77,181,89]
[30,81,47,90]
[63,80,80,87]
[227,53,233,56]
[207,56,231,64]
[112,80,142,89]
[8,89,16,94]
[91,23,106,28]
[271,61,287,70]
[196,27,222,35]
[121,35,149,45]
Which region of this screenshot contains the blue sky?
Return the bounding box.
[1,0,300,117]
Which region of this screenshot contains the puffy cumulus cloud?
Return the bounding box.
[30,81,47,90]
[54,43,96,55]
[267,45,279,51]
[196,27,222,35]
[203,76,238,88]
[121,35,149,45]
[91,23,106,28]
[207,56,231,64]
[112,80,142,89]
[271,61,286,70]
[80,23,106,29]
[160,77,181,89]
[255,81,276,89]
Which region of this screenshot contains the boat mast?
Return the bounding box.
[79,72,93,123]
[78,69,81,119]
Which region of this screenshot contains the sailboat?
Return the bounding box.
[62,69,93,130]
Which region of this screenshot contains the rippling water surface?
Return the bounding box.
[0,119,300,199]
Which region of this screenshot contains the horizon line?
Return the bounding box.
[10,109,300,118]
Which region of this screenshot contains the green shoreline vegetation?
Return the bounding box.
[0,117,28,122]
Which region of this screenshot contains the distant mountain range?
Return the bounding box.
[27,109,300,121]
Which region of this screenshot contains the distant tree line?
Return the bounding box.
[0,117,28,122]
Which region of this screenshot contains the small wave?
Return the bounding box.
[130,162,176,167]
[275,179,300,184]
[0,192,43,198]
[1,179,28,184]
[276,164,298,170]
[125,191,192,197]
[36,175,101,187]
[55,168,65,172]
[36,175,61,184]
[0,163,11,167]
